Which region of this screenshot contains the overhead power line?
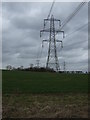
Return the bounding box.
[42,0,55,33]
[61,23,88,40]
[47,0,55,19]
[66,23,88,37]
[38,1,87,69]
[60,2,86,30]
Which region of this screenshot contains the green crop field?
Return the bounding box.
[2,70,88,94]
[2,70,88,118]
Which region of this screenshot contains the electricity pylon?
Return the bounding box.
[64,61,66,72]
[40,15,64,71]
[36,60,40,68]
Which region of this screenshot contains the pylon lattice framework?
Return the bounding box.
[40,15,64,71]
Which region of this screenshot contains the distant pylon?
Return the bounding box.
[36,60,40,68]
[40,15,65,71]
[64,61,66,72]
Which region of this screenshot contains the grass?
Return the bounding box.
[2,70,88,94]
[2,70,88,118]
[2,93,88,118]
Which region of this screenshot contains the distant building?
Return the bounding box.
[59,71,83,74]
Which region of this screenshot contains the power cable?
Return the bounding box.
[55,1,86,37]
[61,2,86,29]
[64,23,88,39]
[47,0,55,19]
[42,0,55,34]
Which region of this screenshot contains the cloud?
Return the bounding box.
[2,2,88,71]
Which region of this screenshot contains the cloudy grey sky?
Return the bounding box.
[2,2,88,71]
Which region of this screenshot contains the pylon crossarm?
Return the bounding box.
[56,40,63,48]
[54,19,60,21]
[42,40,49,47]
[56,30,65,38]
[43,40,49,42]
[56,40,62,42]
[44,19,51,21]
[55,30,64,33]
[40,29,50,33]
[40,29,50,37]
[44,19,61,27]
[54,19,61,26]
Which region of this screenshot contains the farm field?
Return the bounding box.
[2,70,88,93]
[3,93,88,118]
[2,70,88,118]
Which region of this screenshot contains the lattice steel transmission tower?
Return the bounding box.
[40,15,65,71]
[64,61,66,72]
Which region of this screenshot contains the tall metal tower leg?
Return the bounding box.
[46,15,60,71]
